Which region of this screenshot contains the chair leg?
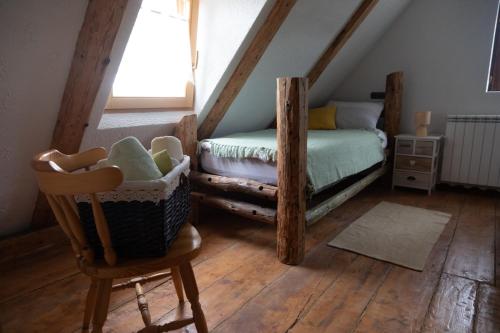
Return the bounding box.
[82,278,98,332]
[179,262,207,333]
[171,266,184,302]
[92,279,113,333]
[190,198,200,225]
[135,282,151,326]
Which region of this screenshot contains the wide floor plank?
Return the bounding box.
[475,284,500,333]
[0,244,78,303]
[212,247,355,333]
[352,192,461,333]
[444,194,495,283]
[421,273,477,333]
[289,256,390,333]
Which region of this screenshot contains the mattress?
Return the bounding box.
[200,129,387,192]
[201,150,278,185]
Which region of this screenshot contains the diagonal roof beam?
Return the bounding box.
[307,0,378,88]
[268,0,378,128]
[31,0,128,230]
[51,0,128,154]
[197,0,297,140]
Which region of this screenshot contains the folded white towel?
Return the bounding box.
[151,136,184,161]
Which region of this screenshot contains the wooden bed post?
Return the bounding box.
[276,77,308,265]
[175,114,198,170]
[384,71,403,150]
[174,114,199,225]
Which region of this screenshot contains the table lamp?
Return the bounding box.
[415,111,431,137]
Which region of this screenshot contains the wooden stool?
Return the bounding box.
[31,148,208,333]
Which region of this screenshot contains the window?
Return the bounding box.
[488,2,500,91]
[107,0,198,109]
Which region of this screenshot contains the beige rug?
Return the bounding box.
[328,201,451,271]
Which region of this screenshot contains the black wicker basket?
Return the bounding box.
[76,160,191,259]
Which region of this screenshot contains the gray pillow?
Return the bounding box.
[327,101,384,130]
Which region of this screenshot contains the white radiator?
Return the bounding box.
[441,115,500,188]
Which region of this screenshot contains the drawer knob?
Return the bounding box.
[409,160,416,166]
[407,176,416,181]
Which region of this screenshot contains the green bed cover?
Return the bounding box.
[202,129,384,193]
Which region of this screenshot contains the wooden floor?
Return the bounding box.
[2,184,500,332]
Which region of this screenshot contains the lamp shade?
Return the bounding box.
[415,111,431,137]
[415,111,431,126]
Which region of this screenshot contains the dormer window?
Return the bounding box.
[107,0,198,109]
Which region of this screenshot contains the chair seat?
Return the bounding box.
[78,224,201,279]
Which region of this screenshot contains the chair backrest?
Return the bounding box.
[31,148,124,266]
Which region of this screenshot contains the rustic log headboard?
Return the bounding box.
[370,71,403,149]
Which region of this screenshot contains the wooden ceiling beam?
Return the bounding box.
[31,0,128,230]
[307,0,378,88]
[51,0,128,154]
[197,0,297,140]
[268,0,378,128]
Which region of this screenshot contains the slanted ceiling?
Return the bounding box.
[205,0,411,137]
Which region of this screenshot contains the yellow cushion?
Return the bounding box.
[308,106,337,130]
[152,149,173,175]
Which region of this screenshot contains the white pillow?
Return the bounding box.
[327,100,384,130]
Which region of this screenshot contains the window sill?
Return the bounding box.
[98,110,195,130]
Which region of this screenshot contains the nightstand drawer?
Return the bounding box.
[396,140,413,154]
[394,171,431,189]
[395,156,432,172]
[415,140,434,156]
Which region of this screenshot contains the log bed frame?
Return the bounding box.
[191,72,403,265]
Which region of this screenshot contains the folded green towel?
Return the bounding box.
[105,136,163,181]
[152,149,173,175]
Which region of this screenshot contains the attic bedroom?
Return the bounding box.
[1,0,500,332]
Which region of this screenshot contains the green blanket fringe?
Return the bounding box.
[206,142,277,162]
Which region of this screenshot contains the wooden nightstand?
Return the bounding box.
[392,134,443,195]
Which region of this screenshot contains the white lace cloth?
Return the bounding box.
[75,156,190,204]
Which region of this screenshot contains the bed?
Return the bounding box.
[200,129,387,193]
[191,72,403,265]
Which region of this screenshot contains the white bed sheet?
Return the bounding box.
[200,151,278,185]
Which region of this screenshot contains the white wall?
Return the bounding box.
[213,0,411,137]
[212,0,360,137]
[333,0,500,135]
[0,0,87,236]
[309,0,411,106]
[195,0,273,124]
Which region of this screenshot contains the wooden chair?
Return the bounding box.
[31,148,208,333]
